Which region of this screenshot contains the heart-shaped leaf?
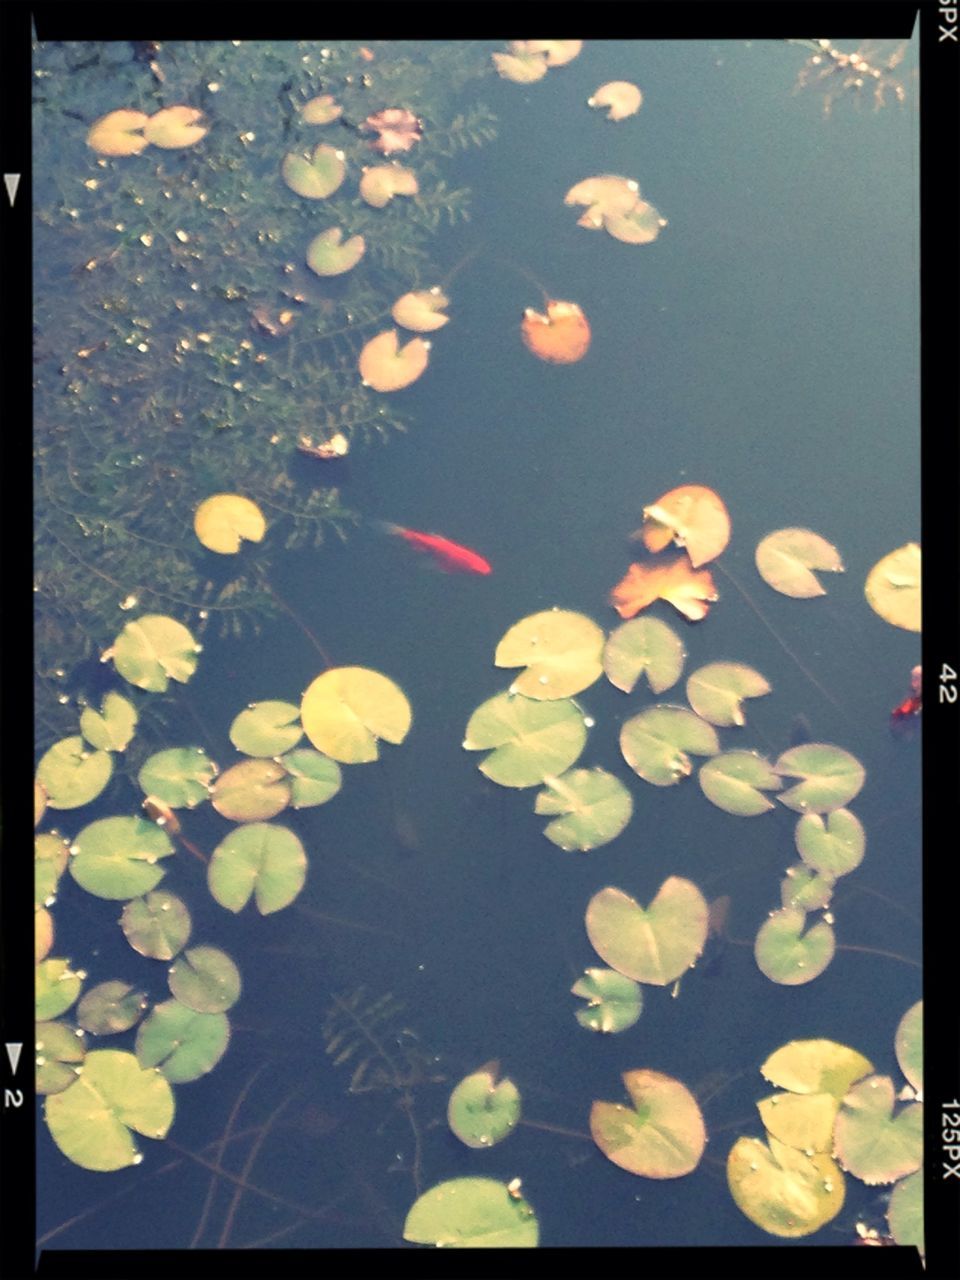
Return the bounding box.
[211,758,291,822]
[588,80,643,121]
[168,946,241,1014]
[586,878,708,985]
[686,662,771,726]
[774,743,865,813]
[362,165,419,208]
[107,615,201,693]
[194,493,266,554]
[754,907,835,985]
[120,890,192,960]
[138,747,217,809]
[70,816,175,900]
[281,144,346,198]
[620,704,719,786]
[358,329,430,392]
[86,109,150,156]
[135,999,230,1084]
[79,691,138,752]
[794,809,865,876]
[833,1075,923,1185]
[603,616,685,694]
[391,286,448,331]
[207,822,306,915]
[229,701,303,757]
[36,737,113,810]
[698,750,782,816]
[404,1177,539,1247]
[463,692,588,788]
[727,1135,845,1237]
[591,1070,706,1177]
[306,227,365,277]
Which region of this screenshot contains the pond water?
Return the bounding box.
[33,36,921,1261]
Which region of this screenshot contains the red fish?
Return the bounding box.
[379,523,492,574]
[891,664,922,720]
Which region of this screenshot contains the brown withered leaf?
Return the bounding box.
[610,558,718,622]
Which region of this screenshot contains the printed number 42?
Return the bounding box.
[940,664,957,704]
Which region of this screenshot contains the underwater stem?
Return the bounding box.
[257,572,335,668]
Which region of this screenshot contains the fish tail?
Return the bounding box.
[372,520,404,537]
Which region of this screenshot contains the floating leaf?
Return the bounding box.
[780,864,835,912]
[887,1169,923,1253]
[135,999,230,1084]
[572,968,642,1033]
[194,493,266,554]
[760,1039,873,1098]
[463,692,587,788]
[306,227,366,277]
[35,832,70,906]
[392,287,448,331]
[138,746,217,809]
[36,958,83,1021]
[86,109,150,156]
[281,144,346,198]
[757,1091,840,1153]
[142,105,207,149]
[610,558,718,622]
[699,750,782,816]
[495,609,604,699]
[207,822,307,915]
[512,39,582,66]
[280,748,342,808]
[79,691,138,752]
[520,300,591,364]
[727,1134,845,1237]
[121,890,192,960]
[77,981,147,1036]
[229,701,303,757]
[686,662,770,726]
[358,329,430,392]
[44,1049,174,1171]
[833,1076,922,1185]
[108,614,201,692]
[755,528,844,598]
[36,1021,85,1095]
[35,906,53,963]
[591,1070,706,1177]
[604,200,667,244]
[603,616,685,694]
[774,743,865,813]
[586,879,708,985]
[360,164,419,208]
[865,543,921,631]
[564,175,640,227]
[588,80,643,120]
[447,1062,520,1149]
[404,1177,538,1247]
[301,94,342,125]
[70,816,175,900]
[894,1002,922,1095]
[169,946,241,1014]
[754,907,835,985]
[636,485,731,567]
[794,809,865,877]
[620,704,719,786]
[533,768,631,851]
[36,736,113,810]
[492,49,549,83]
[211,758,291,822]
[35,780,47,827]
[301,667,412,763]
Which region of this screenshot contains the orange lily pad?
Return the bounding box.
[359,164,419,208]
[611,557,718,622]
[86,110,150,157]
[358,330,430,392]
[143,106,208,149]
[392,288,449,332]
[564,174,641,228]
[634,485,731,567]
[520,300,591,364]
[588,81,643,121]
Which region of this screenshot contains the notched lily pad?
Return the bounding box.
[77,981,147,1036]
[572,968,642,1033]
[138,746,217,809]
[894,1001,922,1095]
[70,816,175,900]
[230,701,303,757]
[535,768,633,851]
[106,614,201,693]
[36,736,113,810]
[591,1069,706,1177]
[168,945,242,1014]
[586,878,708,985]
[794,809,865,877]
[194,494,266,554]
[774,743,865,814]
[755,528,844,598]
[495,609,604,699]
[207,822,307,915]
[135,998,230,1084]
[761,1039,873,1098]
[280,748,342,807]
[754,908,835,985]
[301,667,411,763]
[603,616,685,694]
[699,750,782,816]
[686,662,771,727]
[447,1061,520,1149]
[833,1075,923,1185]
[121,890,192,960]
[281,144,347,199]
[865,543,921,631]
[727,1134,845,1237]
[79,691,138,752]
[306,227,365,277]
[463,692,588,788]
[620,704,719,786]
[404,1176,539,1248]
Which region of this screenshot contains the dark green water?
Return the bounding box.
[34,37,920,1255]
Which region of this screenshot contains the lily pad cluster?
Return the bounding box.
[565,174,667,245]
[86,106,208,157]
[491,39,583,84]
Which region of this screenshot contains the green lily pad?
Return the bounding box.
[761,1039,873,1098]
[280,748,342,808]
[887,1169,923,1253]
[108,615,201,692]
[77,981,147,1036]
[79,691,138,751]
[135,999,230,1084]
[591,1069,706,1177]
[463,692,588,788]
[69,816,175,900]
[754,908,835,985]
[865,543,921,631]
[447,1062,520,1149]
[686,662,771,727]
[36,736,113,810]
[207,822,307,915]
[833,1075,923,1184]
[403,1177,539,1248]
[44,1048,174,1171]
[698,750,782,816]
[35,779,47,827]
[494,609,604,700]
[230,701,303,757]
[306,227,366,277]
[138,746,217,808]
[794,809,865,877]
[780,864,835,912]
[755,528,844,598]
[194,493,266,554]
[36,958,83,1020]
[120,890,192,960]
[756,1091,839,1153]
[774,743,865,813]
[620,705,719,786]
[36,906,54,962]
[586,878,708,985]
[603,616,685,694]
[211,758,291,822]
[534,768,633,850]
[301,94,342,125]
[603,200,666,244]
[168,946,241,1014]
[35,832,70,906]
[281,144,347,198]
[301,666,411,763]
[727,1134,845,1237]
[572,968,642,1033]
[894,1001,922,1094]
[36,1021,86,1095]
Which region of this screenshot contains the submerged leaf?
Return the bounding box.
[512,39,582,66]
[358,329,430,392]
[520,300,591,364]
[301,94,343,125]
[755,528,844,598]
[492,49,549,83]
[865,543,921,631]
[281,144,347,199]
[306,227,365,277]
[85,110,149,156]
[610,558,718,621]
[360,164,419,208]
[143,106,208,149]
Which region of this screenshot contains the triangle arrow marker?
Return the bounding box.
[5,1042,23,1073]
[4,174,21,207]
